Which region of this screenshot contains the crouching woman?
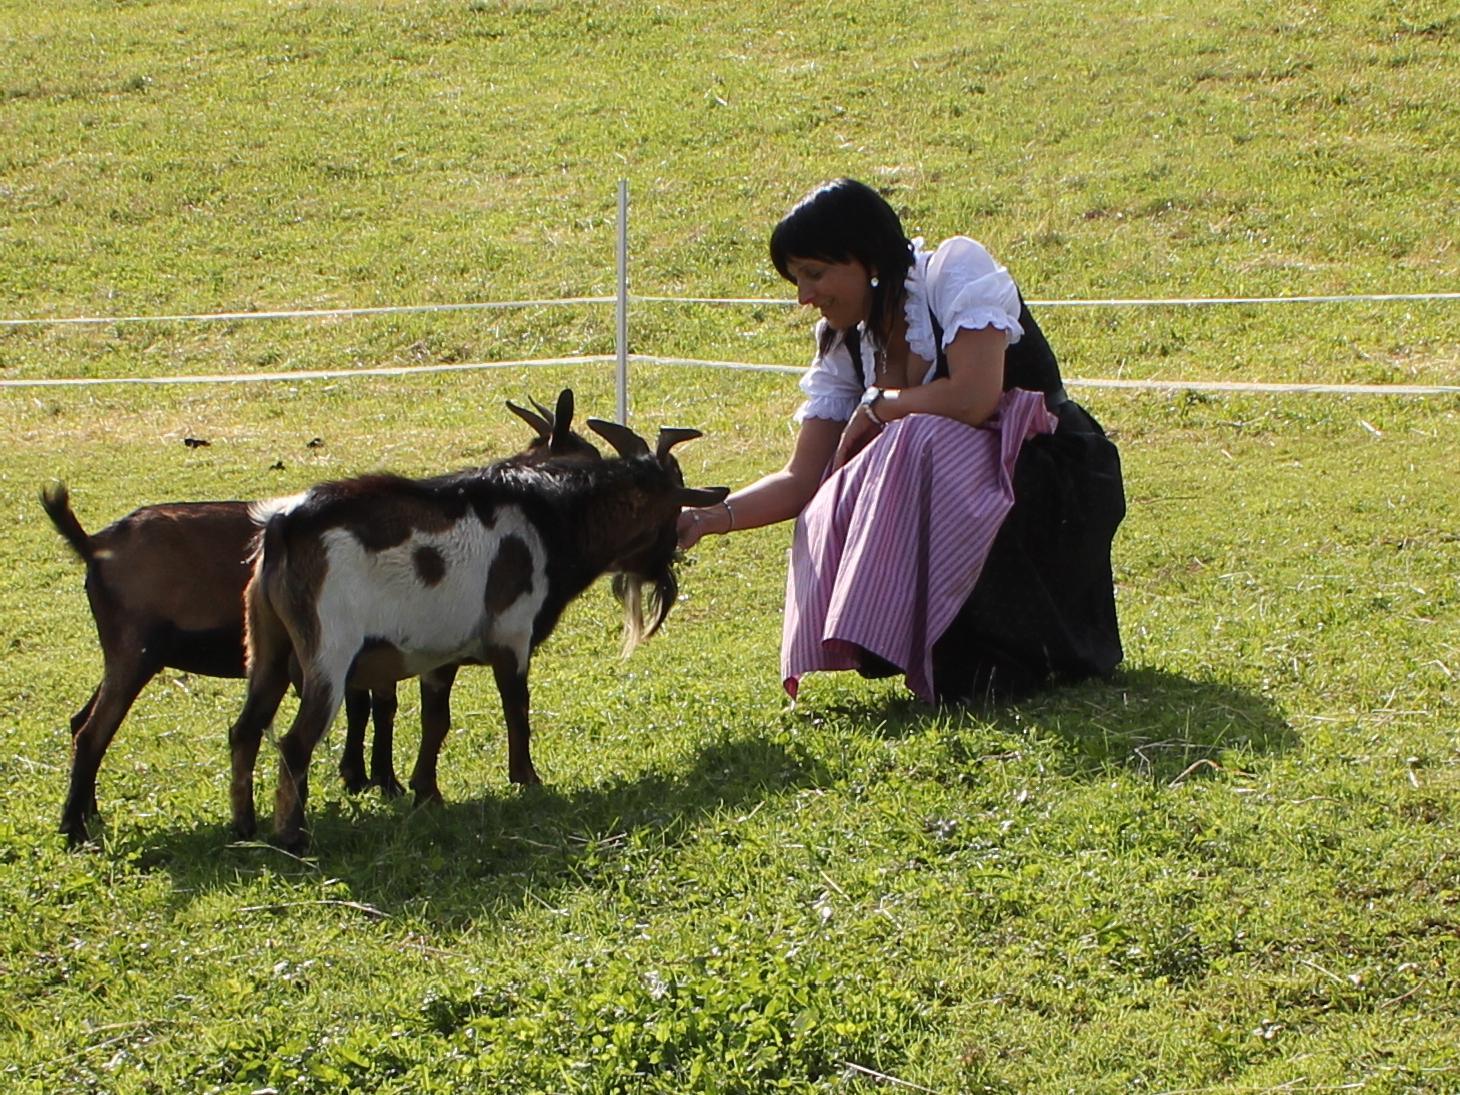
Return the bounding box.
[679,178,1126,703]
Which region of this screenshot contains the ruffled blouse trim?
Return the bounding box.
[905,237,1024,372]
[901,238,937,365]
[940,272,1024,348]
[794,397,860,424]
[792,318,870,423]
[941,303,1021,342]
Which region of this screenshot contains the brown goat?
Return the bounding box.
[227,417,727,850]
[45,389,597,847]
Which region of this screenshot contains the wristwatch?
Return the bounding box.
[859,386,885,425]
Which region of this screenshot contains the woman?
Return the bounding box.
[679,179,1125,703]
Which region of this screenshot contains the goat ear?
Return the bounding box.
[548,389,575,452]
[505,399,551,441]
[587,418,650,458]
[677,486,730,507]
[655,427,703,462]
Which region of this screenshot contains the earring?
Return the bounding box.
[870,276,880,288]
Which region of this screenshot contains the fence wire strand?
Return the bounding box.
[3,290,1457,395]
[5,291,1459,329]
[6,354,1458,396]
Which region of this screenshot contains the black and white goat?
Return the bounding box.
[44,390,596,847]
[227,418,726,849]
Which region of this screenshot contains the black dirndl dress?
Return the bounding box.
[928,297,1126,702]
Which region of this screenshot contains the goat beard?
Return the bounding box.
[612,569,678,656]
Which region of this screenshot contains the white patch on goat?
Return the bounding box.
[312,505,547,688]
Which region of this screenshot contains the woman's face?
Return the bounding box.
[785,256,873,330]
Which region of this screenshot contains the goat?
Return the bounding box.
[226,417,727,850]
[43,389,597,847]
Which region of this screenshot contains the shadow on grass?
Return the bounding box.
[805,663,1296,785]
[121,669,1288,920]
[135,732,828,925]
[995,665,1297,782]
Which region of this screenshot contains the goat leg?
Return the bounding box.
[339,688,371,793]
[268,683,341,852]
[340,686,403,796]
[68,688,98,739]
[492,654,540,787]
[228,662,290,840]
[60,658,156,847]
[271,681,340,852]
[66,687,100,818]
[409,664,458,805]
[367,684,403,797]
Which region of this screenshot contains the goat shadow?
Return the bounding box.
[806,664,1296,785]
[137,732,828,927]
[131,668,1288,924]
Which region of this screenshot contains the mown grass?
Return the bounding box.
[4,0,1459,384]
[2,0,1458,1092]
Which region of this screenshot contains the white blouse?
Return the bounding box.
[794,236,1026,423]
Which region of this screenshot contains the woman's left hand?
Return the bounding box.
[833,406,883,470]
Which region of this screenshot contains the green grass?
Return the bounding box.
[2,1,1458,1092]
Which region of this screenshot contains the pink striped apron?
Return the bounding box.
[782,389,1057,703]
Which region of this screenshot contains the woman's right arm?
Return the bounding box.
[678,416,843,548]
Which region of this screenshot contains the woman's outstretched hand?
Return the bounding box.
[678,506,724,550]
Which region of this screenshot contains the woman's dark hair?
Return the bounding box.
[769,178,914,352]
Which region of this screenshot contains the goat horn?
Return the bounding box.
[677,485,730,507]
[548,390,579,454]
[551,389,572,427]
[530,395,556,424]
[505,399,551,439]
[587,418,650,458]
[655,427,703,462]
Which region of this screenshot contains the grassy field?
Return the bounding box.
[2,1,1458,1092]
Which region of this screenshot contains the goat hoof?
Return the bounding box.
[376,775,406,799]
[340,769,370,794]
[412,787,444,808]
[60,820,94,849]
[273,830,311,856]
[509,767,541,786]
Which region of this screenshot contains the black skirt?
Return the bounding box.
[931,399,1125,702]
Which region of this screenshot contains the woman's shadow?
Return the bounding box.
[1012,664,1297,783]
[839,663,1297,785]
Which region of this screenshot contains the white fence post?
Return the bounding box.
[615,180,629,425]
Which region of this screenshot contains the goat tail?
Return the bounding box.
[256,507,289,569]
[39,481,94,563]
[242,516,292,680]
[245,491,309,568]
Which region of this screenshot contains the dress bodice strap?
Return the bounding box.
[930,295,1067,409]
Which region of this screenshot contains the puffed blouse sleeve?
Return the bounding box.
[793,318,870,424]
[924,236,1024,352]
